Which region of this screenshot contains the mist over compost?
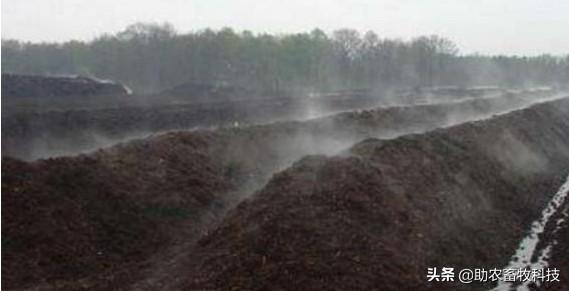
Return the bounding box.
[2,84,564,161]
[2,22,569,291]
[171,98,569,291]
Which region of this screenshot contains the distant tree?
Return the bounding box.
[2,23,567,95]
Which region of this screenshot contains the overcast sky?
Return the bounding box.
[2,0,568,56]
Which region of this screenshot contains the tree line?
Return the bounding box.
[2,22,569,94]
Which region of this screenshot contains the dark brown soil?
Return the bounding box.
[1,74,129,99]
[1,132,232,289]
[2,85,551,161]
[2,95,568,291]
[169,98,569,291]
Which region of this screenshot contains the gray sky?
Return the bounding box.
[2,0,568,56]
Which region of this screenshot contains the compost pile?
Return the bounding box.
[2,93,569,291]
[170,98,569,291]
[1,74,130,99]
[1,132,233,289]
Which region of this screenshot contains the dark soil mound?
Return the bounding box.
[1,89,554,161]
[2,74,130,99]
[157,82,253,101]
[2,96,567,290]
[171,98,569,291]
[1,91,383,160]
[4,83,551,161]
[1,132,232,289]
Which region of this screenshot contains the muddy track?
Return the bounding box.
[1,93,567,290]
[539,188,569,291]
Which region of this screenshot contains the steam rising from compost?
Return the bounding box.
[3,16,569,291]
